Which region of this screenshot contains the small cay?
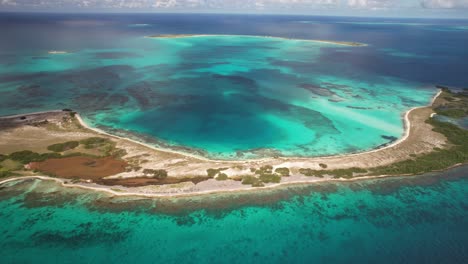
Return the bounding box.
[145,34,368,46]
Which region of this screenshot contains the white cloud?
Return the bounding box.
[0,0,466,11]
[1,0,17,5]
[420,0,468,8]
[347,0,393,9]
[0,0,343,9]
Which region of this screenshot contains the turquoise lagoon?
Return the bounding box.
[0,34,435,159]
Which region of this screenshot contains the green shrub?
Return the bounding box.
[433,89,468,119]
[259,173,281,183]
[47,141,79,152]
[252,181,265,187]
[111,148,128,158]
[319,163,328,169]
[207,168,219,178]
[242,175,258,185]
[299,168,322,177]
[216,173,228,181]
[255,165,273,175]
[80,137,110,149]
[206,168,228,178]
[331,168,368,179]
[274,167,290,176]
[8,151,61,164]
[0,170,18,178]
[299,167,367,179]
[435,108,466,118]
[143,169,168,179]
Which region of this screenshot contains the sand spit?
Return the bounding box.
[145,34,368,46]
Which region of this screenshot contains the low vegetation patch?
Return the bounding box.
[434,89,468,118]
[370,119,468,175]
[319,163,328,169]
[110,148,127,158]
[8,150,62,164]
[299,167,367,179]
[435,108,466,118]
[239,165,287,185]
[47,141,79,152]
[0,159,22,171]
[274,167,290,176]
[0,170,19,178]
[241,175,264,187]
[216,173,228,181]
[255,165,273,175]
[258,173,281,183]
[143,169,168,179]
[206,168,228,178]
[370,89,468,176]
[78,137,124,157]
[80,137,111,149]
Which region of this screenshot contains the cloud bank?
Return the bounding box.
[0,0,398,9]
[0,0,467,15]
[420,0,468,8]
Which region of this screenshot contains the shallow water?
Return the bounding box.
[2,14,467,158]
[0,165,467,263]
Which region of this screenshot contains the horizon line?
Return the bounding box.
[1,10,468,20]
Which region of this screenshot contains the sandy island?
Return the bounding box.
[48,51,69,54]
[1,89,465,198]
[145,34,368,47]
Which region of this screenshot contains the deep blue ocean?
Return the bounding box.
[0,13,468,263]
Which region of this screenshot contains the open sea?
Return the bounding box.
[1,13,468,263]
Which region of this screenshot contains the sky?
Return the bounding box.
[0,0,467,18]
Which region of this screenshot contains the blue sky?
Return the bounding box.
[1,0,467,18]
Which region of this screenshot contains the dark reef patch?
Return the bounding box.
[93,52,141,59]
[31,220,131,248]
[212,74,257,89]
[347,105,372,110]
[31,56,50,60]
[72,92,129,111]
[381,135,398,141]
[17,84,51,97]
[126,82,188,110]
[0,72,49,83]
[299,83,336,97]
[21,190,76,209]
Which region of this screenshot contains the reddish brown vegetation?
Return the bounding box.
[30,156,127,180]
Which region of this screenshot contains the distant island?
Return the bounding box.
[48,50,69,54]
[145,34,368,47]
[311,40,368,46]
